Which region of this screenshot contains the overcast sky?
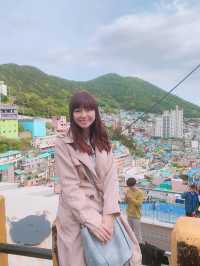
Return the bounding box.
[0,0,200,106]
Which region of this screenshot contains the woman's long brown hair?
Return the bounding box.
[69,91,111,154]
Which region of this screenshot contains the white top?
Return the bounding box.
[86,139,96,167]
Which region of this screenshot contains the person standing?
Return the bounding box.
[125,177,144,243]
[182,184,199,217]
[196,185,200,217]
[55,91,142,266]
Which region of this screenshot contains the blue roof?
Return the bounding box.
[0,163,14,171]
[38,152,51,159]
[0,150,21,158]
[187,168,200,177]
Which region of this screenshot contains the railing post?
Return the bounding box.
[0,196,8,266]
[52,222,58,266]
[52,254,58,266]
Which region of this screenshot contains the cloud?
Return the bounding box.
[92,1,200,69]
[48,1,200,78]
[57,0,199,104]
[1,0,200,105]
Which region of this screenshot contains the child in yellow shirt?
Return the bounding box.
[125,177,144,243]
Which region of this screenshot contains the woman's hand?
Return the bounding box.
[88,214,115,243]
[89,224,113,243]
[102,214,115,239]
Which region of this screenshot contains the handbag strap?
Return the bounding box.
[84,165,103,199]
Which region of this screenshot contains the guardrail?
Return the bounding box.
[119,185,185,224]
[120,184,183,196]
[0,243,52,259]
[0,242,170,266]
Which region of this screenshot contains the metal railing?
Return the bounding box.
[0,243,52,259]
[119,186,185,224]
[119,185,185,206]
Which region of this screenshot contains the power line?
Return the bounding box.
[122,63,200,133]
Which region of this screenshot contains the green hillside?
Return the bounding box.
[0,63,199,117]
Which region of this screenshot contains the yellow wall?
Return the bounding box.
[0,196,8,266]
[0,120,18,139]
[171,217,200,266]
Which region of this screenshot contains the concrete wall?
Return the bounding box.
[141,221,173,251]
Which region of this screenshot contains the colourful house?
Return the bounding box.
[0,150,23,182]
[0,104,18,139]
[52,116,67,132]
[0,120,18,139]
[19,118,46,137]
[32,135,56,150]
[187,168,200,184]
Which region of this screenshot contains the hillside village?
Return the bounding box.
[1,80,200,201]
[1,73,200,266]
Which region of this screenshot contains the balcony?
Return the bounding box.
[0,105,18,120]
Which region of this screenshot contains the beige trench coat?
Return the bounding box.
[55,132,142,266]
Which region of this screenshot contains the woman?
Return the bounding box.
[197,185,200,217]
[182,184,199,217]
[55,91,142,266]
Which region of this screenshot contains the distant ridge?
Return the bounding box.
[0,63,200,117]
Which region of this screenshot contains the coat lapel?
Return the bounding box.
[61,132,98,179]
[74,148,98,179]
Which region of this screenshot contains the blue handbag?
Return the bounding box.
[81,217,133,266]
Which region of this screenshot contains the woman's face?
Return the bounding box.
[73,107,95,129]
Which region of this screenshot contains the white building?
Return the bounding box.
[154,116,163,137]
[170,106,183,138]
[0,81,8,96]
[191,140,199,152]
[154,106,183,138]
[163,111,171,138]
[143,120,154,136]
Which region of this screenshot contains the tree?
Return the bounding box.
[108,128,139,156]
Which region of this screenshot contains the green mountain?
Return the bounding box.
[0,63,199,117]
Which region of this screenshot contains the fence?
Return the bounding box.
[119,186,185,224]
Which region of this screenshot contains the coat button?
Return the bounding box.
[89,195,95,200]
